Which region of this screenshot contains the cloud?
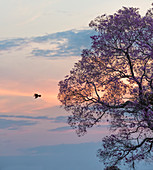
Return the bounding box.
[25,142,101,155]
[47,121,110,132]
[48,126,72,132]
[0,115,49,120]
[0,114,68,123]
[0,118,37,130]
[0,29,95,59]
[31,29,95,58]
[0,38,27,51]
[53,116,67,123]
[19,13,42,25]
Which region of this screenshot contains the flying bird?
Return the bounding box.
[34,93,41,99]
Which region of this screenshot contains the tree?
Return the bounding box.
[58,5,153,169]
[104,165,120,170]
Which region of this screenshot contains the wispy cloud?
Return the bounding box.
[0,114,68,123]
[0,38,27,51]
[0,115,49,120]
[53,116,67,123]
[0,118,36,130]
[48,126,72,132]
[18,14,42,26]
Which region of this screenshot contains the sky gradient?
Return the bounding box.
[0,0,152,38]
[0,1,153,169]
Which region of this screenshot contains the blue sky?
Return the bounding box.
[0,1,153,169]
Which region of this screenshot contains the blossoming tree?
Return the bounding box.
[58,5,153,169]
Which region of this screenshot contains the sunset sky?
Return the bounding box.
[0,0,153,169]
